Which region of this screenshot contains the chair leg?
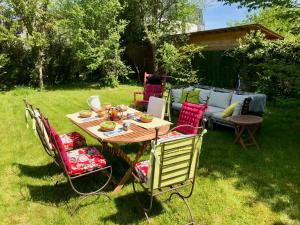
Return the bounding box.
[167,190,195,225]
[132,180,153,225]
[65,166,112,214]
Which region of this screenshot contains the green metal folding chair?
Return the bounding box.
[132,125,207,224]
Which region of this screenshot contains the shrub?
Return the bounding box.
[227,32,300,99]
[157,42,203,84]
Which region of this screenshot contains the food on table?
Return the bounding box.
[99,121,116,132]
[96,107,107,118]
[117,104,129,112]
[140,114,154,123]
[103,103,112,110]
[79,110,92,118]
[134,112,143,117]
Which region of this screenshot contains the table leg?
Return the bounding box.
[234,125,247,149]
[247,125,260,149]
[110,142,149,194]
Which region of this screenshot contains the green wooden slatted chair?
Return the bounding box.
[132,126,207,225]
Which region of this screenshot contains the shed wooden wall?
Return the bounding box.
[188,30,248,51]
[187,27,282,51]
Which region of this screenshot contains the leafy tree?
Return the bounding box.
[227,32,300,99]
[227,6,300,40]
[0,0,53,90]
[55,0,131,87]
[157,42,203,84]
[218,0,298,10]
[122,0,202,71]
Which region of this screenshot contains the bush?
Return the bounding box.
[227,32,300,99]
[157,42,203,84]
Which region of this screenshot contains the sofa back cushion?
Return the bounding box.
[208,91,233,109]
[231,94,250,105]
[199,89,211,104]
[171,89,182,103]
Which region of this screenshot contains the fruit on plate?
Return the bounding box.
[79,110,92,118]
[99,121,116,132]
[140,114,153,123]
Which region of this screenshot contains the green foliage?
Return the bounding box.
[55,0,131,87]
[122,0,201,70]
[0,53,8,89]
[157,42,203,84]
[218,0,297,10]
[228,6,300,40]
[227,31,300,99]
[250,6,300,40]
[0,0,132,88]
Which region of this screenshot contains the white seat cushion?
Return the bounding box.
[147,96,166,119]
[206,106,224,114]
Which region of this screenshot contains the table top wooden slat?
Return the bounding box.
[230,115,263,125]
[69,115,170,143]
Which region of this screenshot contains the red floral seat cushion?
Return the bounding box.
[60,132,86,151]
[67,147,106,176]
[135,160,149,183]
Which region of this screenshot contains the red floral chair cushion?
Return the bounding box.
[45,122,107,176]
[39,116,86,151]
[59,132,86,151]
[67,147,106,176]
[135,160,149,183]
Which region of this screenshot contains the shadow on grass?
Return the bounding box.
[103,192,163,224]
[16,162,61,178]
[199,102,300,223]
[25,172,114,206]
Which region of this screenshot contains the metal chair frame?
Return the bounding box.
[24,100,59,165]
[132,125,207,225]
[40,114,113,214]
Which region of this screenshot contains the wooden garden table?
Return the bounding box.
[67,109,171,194]
[230,115,263,150]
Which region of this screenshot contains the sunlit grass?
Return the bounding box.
[0,85,299,225]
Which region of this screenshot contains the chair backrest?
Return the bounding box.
[147,129,207,190]
[176,102,206,134]
[24,100,53,153]
[144,84,163,101]
[147,96,166,120]
[40,115,71,173]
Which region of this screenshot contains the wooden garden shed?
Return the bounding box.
[187,23,283,51]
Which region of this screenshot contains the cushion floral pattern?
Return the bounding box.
[60,132,86,151]
[135,160,149,183]
[67,147,106,176]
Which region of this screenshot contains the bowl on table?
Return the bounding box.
[99,121,117,132]
[140,114,154,123]
[79,110,92,118]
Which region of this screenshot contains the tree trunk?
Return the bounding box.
[149,41,157,72]
[37,48,44,90]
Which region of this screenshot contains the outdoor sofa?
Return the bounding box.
[170,85,266,128]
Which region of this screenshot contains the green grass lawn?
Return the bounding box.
[0,85,299,225]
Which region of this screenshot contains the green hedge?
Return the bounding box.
[192,50,238,89]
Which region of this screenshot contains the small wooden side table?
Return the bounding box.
[230,115,263,149]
